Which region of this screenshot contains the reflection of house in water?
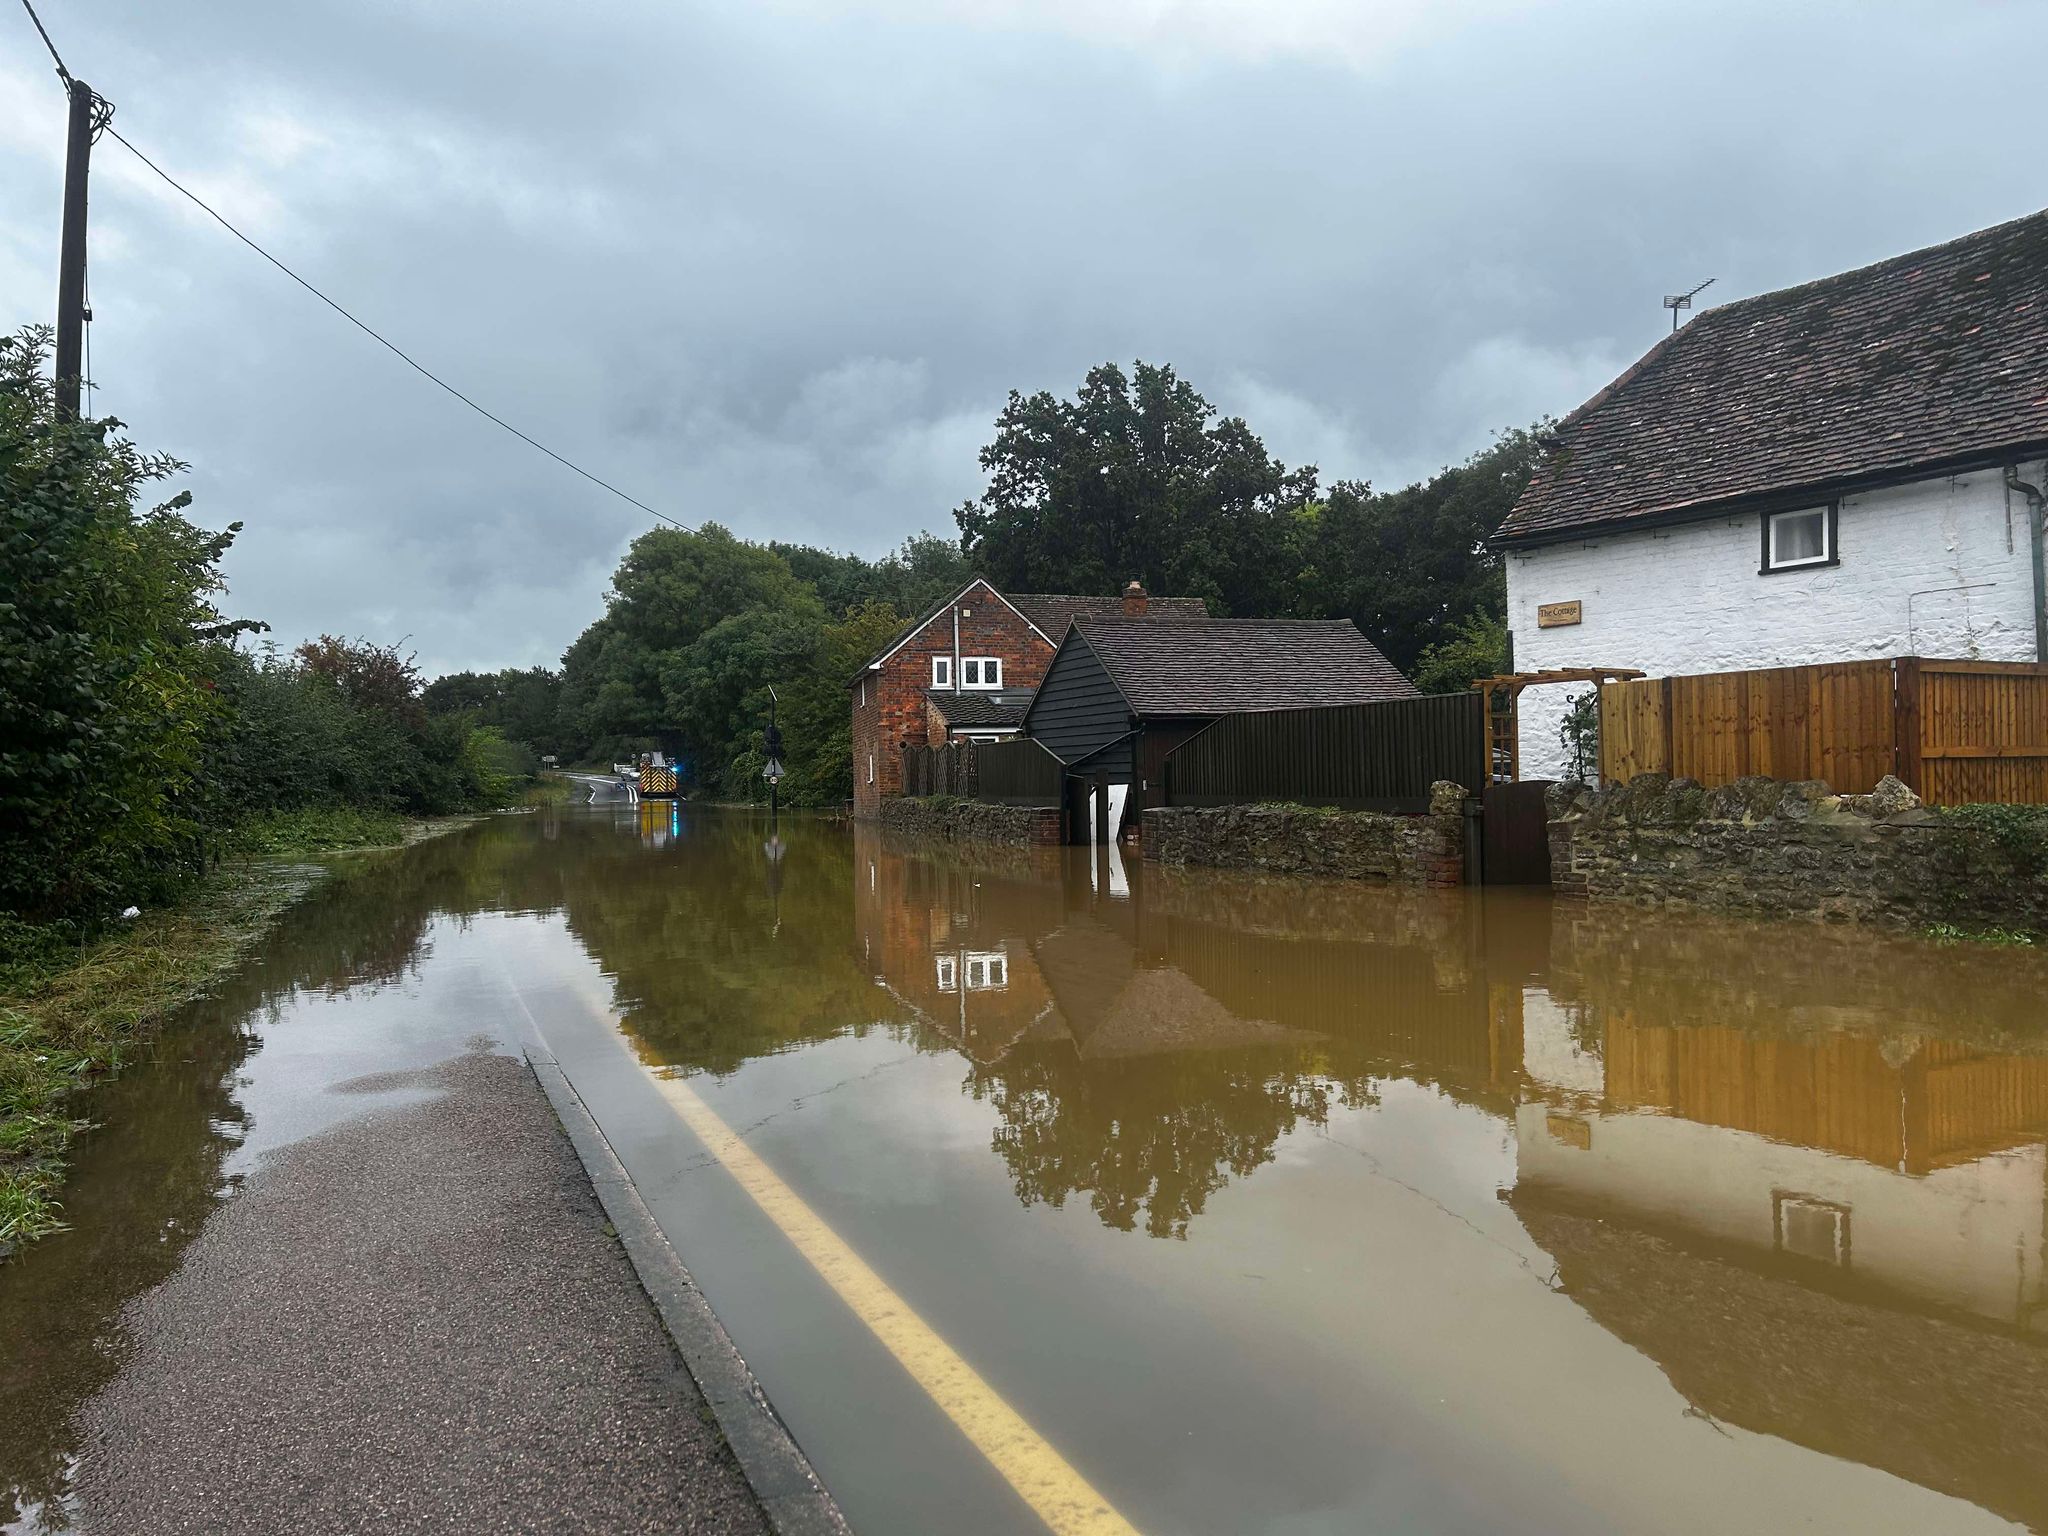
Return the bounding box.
[852,830,1064,1063]
[1516,1000,2048,1330]
[1512,996,2048,1534]
[853,828,1519,1234]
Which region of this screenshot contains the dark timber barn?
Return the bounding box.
[1023,615,1415,840]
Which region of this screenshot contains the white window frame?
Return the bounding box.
[960,657,1002,690]
[1764,504,1834,572]
[935,954,958,991]
[965,951,1008,990]
[932,655,952,688]
[1774,1191,1850,1266]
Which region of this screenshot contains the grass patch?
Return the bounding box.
[228,805,408,857]
[521,775,572,807]
[0,812,473,1254]
[1926,922,2038,948]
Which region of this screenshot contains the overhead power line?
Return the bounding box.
[17,0,685,530]
[18,0,68,80]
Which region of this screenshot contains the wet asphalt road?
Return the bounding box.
[565,773,635,804]
[73,1049,767,1536]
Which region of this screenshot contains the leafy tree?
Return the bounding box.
[557,525,904,805]
[422,666,566,756]
[969,1046,1335,1239]
[1559,690,1600,782]
[772,532,971,619]
[204,641,509,818]
[294,635,427,725]
[1307,428,1540,674]
[1411,609,1509,695]
[954,361,1317,617]
[770,601,908,806]
[0,328,254,920]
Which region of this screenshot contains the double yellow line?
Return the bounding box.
[654,1072,1141,1536]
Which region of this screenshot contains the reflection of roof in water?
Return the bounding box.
[1509,1188,2048,1532]
[1032,921,1322,1060]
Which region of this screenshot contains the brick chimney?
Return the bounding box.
[1121,579,1148,618]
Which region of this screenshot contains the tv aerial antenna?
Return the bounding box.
[1663,277,1716,332]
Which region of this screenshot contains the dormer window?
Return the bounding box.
[961,657,1002,689]
[1763,505,1835,573]
[932,656,952,688]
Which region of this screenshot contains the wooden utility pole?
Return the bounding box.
[54,76,95,420]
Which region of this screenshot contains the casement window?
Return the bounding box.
[1774,1192,1850,1266]
[932,656,952,688]
[960,657,1002,689]
[965,952,1008,990]
[935,954,957,991]
[1762,504,1836,573]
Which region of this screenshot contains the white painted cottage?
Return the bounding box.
[1495,208,2048,779]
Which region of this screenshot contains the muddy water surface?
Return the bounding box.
[5,806,2047,1534]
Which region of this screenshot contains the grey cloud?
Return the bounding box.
[2,0,2039,672]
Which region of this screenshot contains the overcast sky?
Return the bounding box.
[3,1,2041,675]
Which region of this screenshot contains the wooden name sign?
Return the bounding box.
[1537,600,1583,629]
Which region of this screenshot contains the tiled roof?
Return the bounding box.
[853,582,1209,681]
[1071,617,1415,716]
[1496,207,2048,545]
[1008,593,1209,635]
[927,688,1034,728]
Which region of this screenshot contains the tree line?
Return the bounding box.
[1,328,525,935]
[434,359,1535,805]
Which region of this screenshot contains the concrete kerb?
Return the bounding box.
[523,1047,849,1536]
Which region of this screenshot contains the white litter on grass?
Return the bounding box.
[120,906,141,920]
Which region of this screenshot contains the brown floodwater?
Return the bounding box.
[4,804,2047,1534]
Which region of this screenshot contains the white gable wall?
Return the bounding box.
[1504,461,2046,781]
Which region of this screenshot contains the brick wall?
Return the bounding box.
[853,581,1057,817]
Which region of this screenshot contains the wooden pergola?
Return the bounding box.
[1472,667,1645,783]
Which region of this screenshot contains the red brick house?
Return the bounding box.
[850,579,1204,816]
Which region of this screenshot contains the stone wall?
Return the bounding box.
[1548,773,2048,933]
[877,795,1062,847]
[1141,785,1466,886]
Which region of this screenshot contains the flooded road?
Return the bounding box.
[6,806,2048,1534]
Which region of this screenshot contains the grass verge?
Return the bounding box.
[0,810,473,1255]
[521,775,573,807]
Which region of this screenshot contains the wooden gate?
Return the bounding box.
[1483,780,1554,885]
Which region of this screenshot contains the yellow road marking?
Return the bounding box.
[651,1071,1142,1536]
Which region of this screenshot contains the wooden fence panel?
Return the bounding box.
[973,738,1064,805]
[902,739,1065,805]
[1811,660,1897,793]
[1600,660,1896,794]
[1164,693,1486,812]
[1599,677,1669,782]
[1911,659,2048,806]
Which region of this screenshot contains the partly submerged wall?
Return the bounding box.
[877,795,1062,847]
[1548,773,2048,933]
[1141,787,1466,886]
